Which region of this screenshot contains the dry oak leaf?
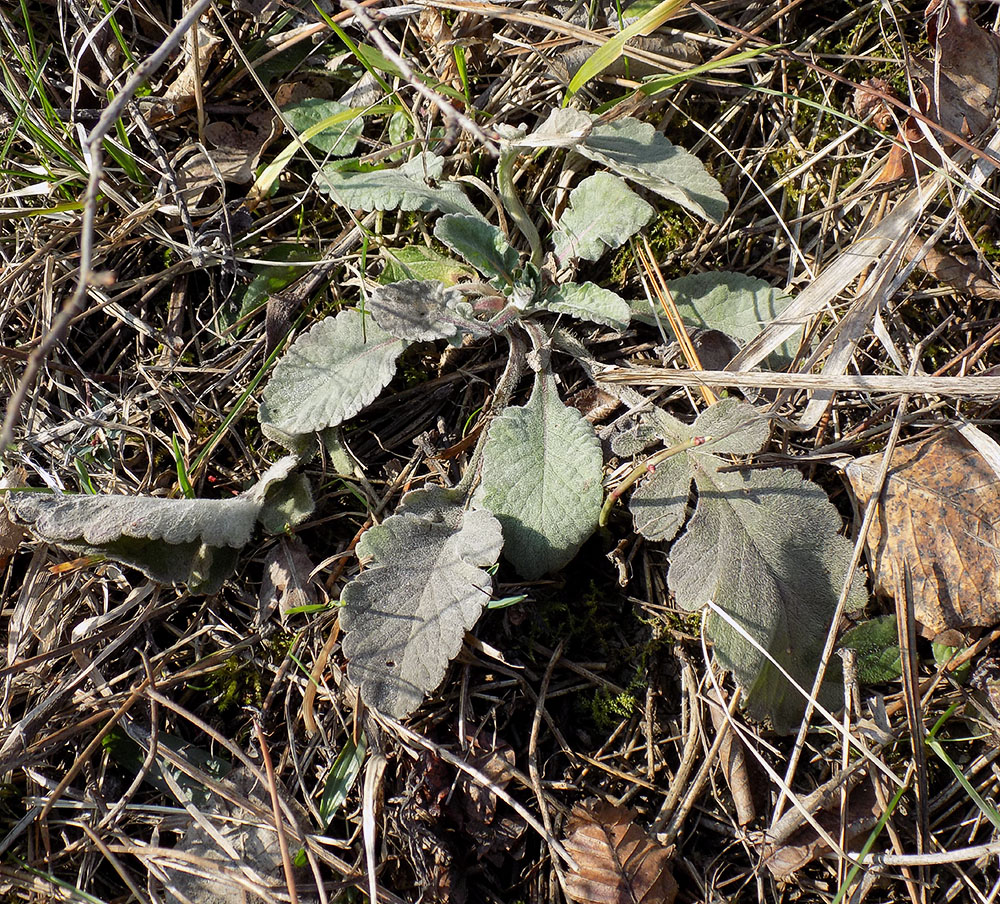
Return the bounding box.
[562,802,677,904]
[845,427,1000,635]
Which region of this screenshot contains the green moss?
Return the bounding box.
[201,655,263,715]
[976,235,1000,262]
[591,687,639,729]
[610,212,699,287]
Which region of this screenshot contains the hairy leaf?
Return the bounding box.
[536,281,631,330]
[577,117,728,224]
[368,279,488,341]
[622,399,766,541]
[282,98,362,156]
[434,214,521,287]
[257,472,314,535]
[553,173,654,264]
[840,616,901,684]
[517,108,594,148]
[670,460,864,730]
[620,399,862,729]
[259,308,406,437]
[630,272,798,364]
[340,489,503,718]
[5,457,299,593]
[317,152,481,218]
[478,374,603,579]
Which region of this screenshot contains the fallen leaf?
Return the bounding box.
[706,684,763,826]
[159,766,299,904]
[873,1,1000,183]
[144,25,221,124]
[258,536,318,626]
[168,115,277,214]
[904,236,1000,302]
[763,777,881,879]
[562,801,677,904]
[845,427,1000,635]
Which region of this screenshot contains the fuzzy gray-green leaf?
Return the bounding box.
[433,214,520,287]
[668,459,866,730]
[317,152,481,218]
[8,489,259,594]
[536,281,631,330]
[624,399,765,542]
[630,272,798,365]
[341,496,502,718]
[478,374,603,579]
[553,173,654,264]
[577,118,728,224]
[260,309,406,437]
[368,279,487,341]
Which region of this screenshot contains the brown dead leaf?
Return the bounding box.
[873,1,1000,183]
[567,386,620,423]
[845,427,1000,635]
[0,470,27,565]
[167,114,277,214]
[904,236,1000,302]
[562,801,677,904]
[258,536,318,626]
[455,735,525,864]
[144,25,221,124]
[763,777,881,879]
[706,685,763,826]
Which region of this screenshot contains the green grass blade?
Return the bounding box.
[319,733,367,828]
[565,0,690,102]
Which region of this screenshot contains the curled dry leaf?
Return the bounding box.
[562,801,677,904]
[873,0,1000,183]
[845,427,1000,635]
[143,25,221,123]
[258,536,318,626]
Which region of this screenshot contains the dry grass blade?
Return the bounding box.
[635,236,717,406]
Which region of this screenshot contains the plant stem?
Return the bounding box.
[599,435,712,527]
[497,146,543,270]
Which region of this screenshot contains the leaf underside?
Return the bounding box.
[340,488,503,718]
[259,308,406,437]
[478,373,603,579]
[4,457,300,593]
[577,117,729,224]
[368,279,487,341]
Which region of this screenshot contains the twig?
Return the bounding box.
[339,0,498,157]
[599,367,1000,395]
[253,717,299,904]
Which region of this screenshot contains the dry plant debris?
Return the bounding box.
[2,0,1000,901]
[561,801,678,904]
[846,426,1000,636]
